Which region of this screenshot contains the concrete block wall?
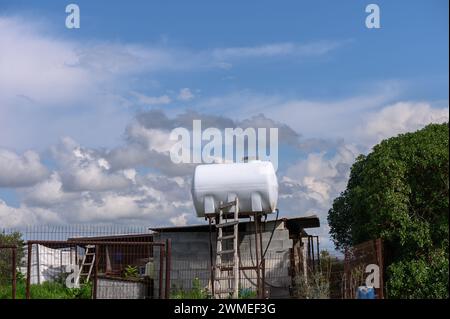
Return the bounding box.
[153,219,293,298]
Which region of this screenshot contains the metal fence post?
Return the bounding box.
[26,242,32,299]
[92,244,99,299]
[159,244,165,299]
[12,246,17,299]
[165,238,171,299]
[376,238,384,299]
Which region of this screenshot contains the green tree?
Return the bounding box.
[328,123,449,298]
[0,231,25,285]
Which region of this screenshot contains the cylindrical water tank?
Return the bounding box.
[191,161,278,217]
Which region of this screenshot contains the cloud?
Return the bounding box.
[277,143,361,250]
[0,15,348,152]
[0,16,342,112]
[170,213,189,226]
[0,199,61,228]
[192,83,402,141]
[358,101,449,148]
[50,137,134,192]
[178,88,195,101]
[212,41,343,60]
[16,170,193,226]
[0,17,92,106]
[0,149,48,187]
[131,91,172,105]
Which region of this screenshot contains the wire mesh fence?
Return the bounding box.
[290,240,383,299]
[0,225,171,299]
[166,251,292,299]
[342,238,384,299]
[1,225,384,299]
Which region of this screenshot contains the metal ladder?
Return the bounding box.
[76,245,96,286]
[214,198,239,299]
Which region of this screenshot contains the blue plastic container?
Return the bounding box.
[356,286,376,299]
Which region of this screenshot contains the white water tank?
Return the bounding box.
[191,161,278,217]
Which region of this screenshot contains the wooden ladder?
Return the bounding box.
[214,198,239,299]
[76,245,96,286]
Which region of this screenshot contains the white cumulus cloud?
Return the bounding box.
[0,149,48,187]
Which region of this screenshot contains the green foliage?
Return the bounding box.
[238,288,257,299]
[171,277,210,299]
[387,249,449,299]
[0,274,92,299]
[294,272,330,299]
[0,232,25,285]
[328,123,449,298]
[65,282,92,299]
[123,265,139,279]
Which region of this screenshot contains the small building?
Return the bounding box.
[151,215,320,298]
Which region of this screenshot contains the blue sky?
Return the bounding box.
[1,0,448,102]
[0,1,448,251]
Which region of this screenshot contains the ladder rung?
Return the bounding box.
[216,221,238,228]
[217,249,235,255]
[219,201,237,209]
[216,264,235,270]
[215,276,236,280]
[218,234,235,241]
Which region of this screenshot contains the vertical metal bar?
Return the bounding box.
[165,239,171,299]
[310,236,315,272]
[36,244,40,285]
[92,245,99,299]
[316,236,320,269]
[12,247,17,299]
[254,214,261,298]
[376,239,384,299]
[233,198,239,299]
[261,257,266,298]
[258,214,264,298]
[159,245,164,299]
[208,217,215,296]
[26,243,32,299]
[307,236,311,273]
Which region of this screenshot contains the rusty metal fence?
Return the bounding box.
[342,238,384,299]
[290,239,384,299]
[0,226,172,299]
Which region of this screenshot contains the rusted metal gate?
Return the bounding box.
[343,238,384,299]
[23,239,171,299]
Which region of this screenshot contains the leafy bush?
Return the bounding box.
[238,288,257,299]
[387,249,448,299]
[328,123,449,298]
[0,232,24,285]
[294,271,330,299]
[124,265,139,279]
[171,277,210,299]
